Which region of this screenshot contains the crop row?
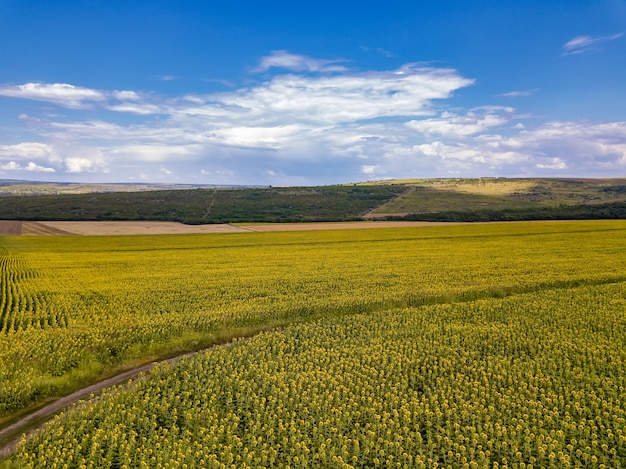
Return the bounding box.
[0,254,66,334]
[11,281,626,468]
[0,221,625,417]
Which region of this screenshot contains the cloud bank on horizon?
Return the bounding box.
[0,2,625,185]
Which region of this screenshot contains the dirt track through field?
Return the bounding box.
[0,337,251,462]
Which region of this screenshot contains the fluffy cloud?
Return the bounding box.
[0,142,57,159]
[1,161,55,172]
[536,158,567,170]
[0,83,163,115]
[0,141,110,175]
[0,52,625,183]
[405,107,514,138]
[0,83,106,109]
[64,158,96,173]
[174,63,474,127]
[112,90,141,101]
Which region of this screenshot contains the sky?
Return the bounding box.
[0,0,625,185]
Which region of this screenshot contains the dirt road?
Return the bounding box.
[0,338,249,462]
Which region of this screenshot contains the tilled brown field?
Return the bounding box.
[0,221,23,235]
[0,220,468,236]
[0,221,251,236]
[0,221,77,236]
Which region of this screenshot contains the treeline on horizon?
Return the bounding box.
[378,202,626,222]
[0,186,405,224]
[0,183,626,224]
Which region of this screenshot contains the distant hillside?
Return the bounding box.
[363,178,626,222]
[0,180,250,196]
[0,185,405,224]
[0,178,625,224]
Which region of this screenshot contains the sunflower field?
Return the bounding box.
[1,221,625,467]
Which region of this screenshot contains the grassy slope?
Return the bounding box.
[365,178,626,220]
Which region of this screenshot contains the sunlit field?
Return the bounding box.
[1,221,626,467]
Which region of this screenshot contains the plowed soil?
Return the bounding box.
[0,220,465,236]
[0,221,23,235]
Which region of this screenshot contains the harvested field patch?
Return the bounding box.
[0,222,22,236]
[0,219,580,236]
[20,222,75,236]
[18,221,251,236]
[1,220,468,236]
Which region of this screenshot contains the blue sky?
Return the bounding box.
[0,0,625,185]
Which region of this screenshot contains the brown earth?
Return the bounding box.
[21,222,76,236]
[0,221,250,236]
[0,220,469,236]
[31,221,252,235]
[0,221,23,235]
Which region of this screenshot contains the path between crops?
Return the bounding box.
[0,337,252,461]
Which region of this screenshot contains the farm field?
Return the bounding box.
[0,220,625,467]
[9,284,626,468]
[0,220,467,236]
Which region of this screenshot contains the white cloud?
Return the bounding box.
[65,157,100,173]
[207,64,474,126]
[0,83,106,108]
[0,83,164,114]
[253,50,348,73]
[361,165,379,175]
[112,90,141,101]
[106,103,164,115]
[0,142,57,159]
[107,90,165,115]
[26,161,55,172]
[496,89,540,98]
[1,160,55,172]
[206,125,310,149]
[106,144,200,163]
[470,121,626,173]
[0,142,108,175]
[536,157,567,170]
[562,33,623,56]
[367,118,626,178]
[1,52,625,182]
[406,107,513,138]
